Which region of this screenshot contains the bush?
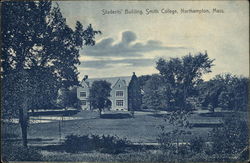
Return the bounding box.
[189,136,205,153]
[210,115,248,156]
[2,142,42,161]
[2,132,19,139]
[99,135,130,154]
[157,132,175,156]
[63,134,131,154]
[63,134,93,153]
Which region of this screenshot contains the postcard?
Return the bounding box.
[1,1,249,162]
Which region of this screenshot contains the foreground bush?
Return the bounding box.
[209,115,248,161]
[63,134,131,154]
[189,136,206,153]
[2,142,42,161]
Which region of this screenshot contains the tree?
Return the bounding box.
[156,52,214,111]
[142,74,170,111]
[137,75,152,92]
[217,74,248,111]
[57,87,81,109]
[197,73,248,112]
[2,1,101,147]
[158,111,192,157]
[128,72,142,111]
[196,79,225,112]
[89,80,112,116]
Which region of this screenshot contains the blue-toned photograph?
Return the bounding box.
[1,1,249,162]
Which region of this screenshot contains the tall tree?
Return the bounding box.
[156,52,214,111]
[128,72,142,111]
[1,1,101,146]
[89,80,112,116]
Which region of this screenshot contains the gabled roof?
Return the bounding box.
[81,76,132,88]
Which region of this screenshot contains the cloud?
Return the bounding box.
[82,31,186,57]
[79,58,155,69]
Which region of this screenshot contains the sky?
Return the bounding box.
[57,1,249,80]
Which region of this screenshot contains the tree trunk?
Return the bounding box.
[99,108,102,117]
[183,86,187,111]
[176,137,179,155]
[19,108,28,147]
[21,122,28,147]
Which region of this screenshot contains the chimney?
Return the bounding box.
[83,75,88,81]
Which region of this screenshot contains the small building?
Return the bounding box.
[77,72,141,111]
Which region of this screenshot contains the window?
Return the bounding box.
[80,92,86,97]
[116,91,124,97]
[116,100,124,106]
[81,100,87,105]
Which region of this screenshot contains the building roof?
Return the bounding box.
[81,76,132,88]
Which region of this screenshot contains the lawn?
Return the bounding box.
[3,110,224,144]
[3,110,248,162]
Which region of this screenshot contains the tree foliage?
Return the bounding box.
[198,73,248,111]
[210,115,248,156]
[137,75,152,92]
[57,87,81,109]
[142,74,170,110]
[158,111,192,156]
[128,73,142,111]
[2,1,101,118]
[89,80,112,115]
[155,52,214,111]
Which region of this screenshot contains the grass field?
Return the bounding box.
[3,110,248,162]
[3,110,226,144]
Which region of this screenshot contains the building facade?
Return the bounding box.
[77,72,141,111]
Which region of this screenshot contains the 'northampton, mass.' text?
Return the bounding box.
[102,8,224,15]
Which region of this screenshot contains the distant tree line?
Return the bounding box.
[138,52,248,112]
[197,74,248,112]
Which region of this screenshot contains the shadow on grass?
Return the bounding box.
[190,123,222,128]
[199,112,234,117]
[29,110,80,116]
[100,113,132,119]
[148,114,165,118]
[38,143,156,153]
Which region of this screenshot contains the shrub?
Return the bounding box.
[99,135,130,154]
[2,142,42,161]
[157,132,175,156]
[189,136,205,153]
[63,134,131,154]
[2,132,19,139]
[63,134,93,153]
[210,115,248,156]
